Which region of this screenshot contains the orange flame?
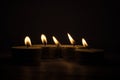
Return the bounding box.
[52,36,60,45]
[82,38,88,47]
[24,36,32,46]
[41,34,47,45]
[67,33,75,45]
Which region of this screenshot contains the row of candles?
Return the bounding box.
[12,33,104,65]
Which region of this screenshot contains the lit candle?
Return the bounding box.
[48,36,62,59]
[40,34,50,59]
[61,33,83,61]
[75,38,104,65]
[12,36,42,65]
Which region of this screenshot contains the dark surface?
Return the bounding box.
[0,50,120,80]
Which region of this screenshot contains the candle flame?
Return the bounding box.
[82,38,88,47]
[24,36,32,46]
[67,33,75,45]
[41,34,47,45]
[52,36,60,45]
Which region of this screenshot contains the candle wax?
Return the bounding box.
[75,48,104,65]
[12,45,42,65]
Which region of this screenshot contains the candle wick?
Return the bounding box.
[26,44,30,48]
[56,43,61,47]
[44,42,47,46]
[73,42,76,46]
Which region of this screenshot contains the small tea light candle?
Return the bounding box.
[61,33,79,61]
[49,36,62,59]
[75,48,104,65]
[12,36,42,65]
[75,38,104,65]
[40,34,52,59]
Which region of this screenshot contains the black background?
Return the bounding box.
[0,0,119,52]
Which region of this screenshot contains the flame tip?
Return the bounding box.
[67,33,70,35]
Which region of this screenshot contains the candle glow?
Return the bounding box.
[41,34,47,45]
[67,33,75,45]
[24,36,32,46]
[52,36,61,46]
[82,38,88,47]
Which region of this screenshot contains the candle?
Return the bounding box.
[12,36,42,65]
[61,33,84,61]
[49,36,62,59]
[75,48,104,65]
[74,38,104,65]
[40,34,50,59]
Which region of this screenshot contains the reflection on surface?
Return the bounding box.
[0,51,117,80]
